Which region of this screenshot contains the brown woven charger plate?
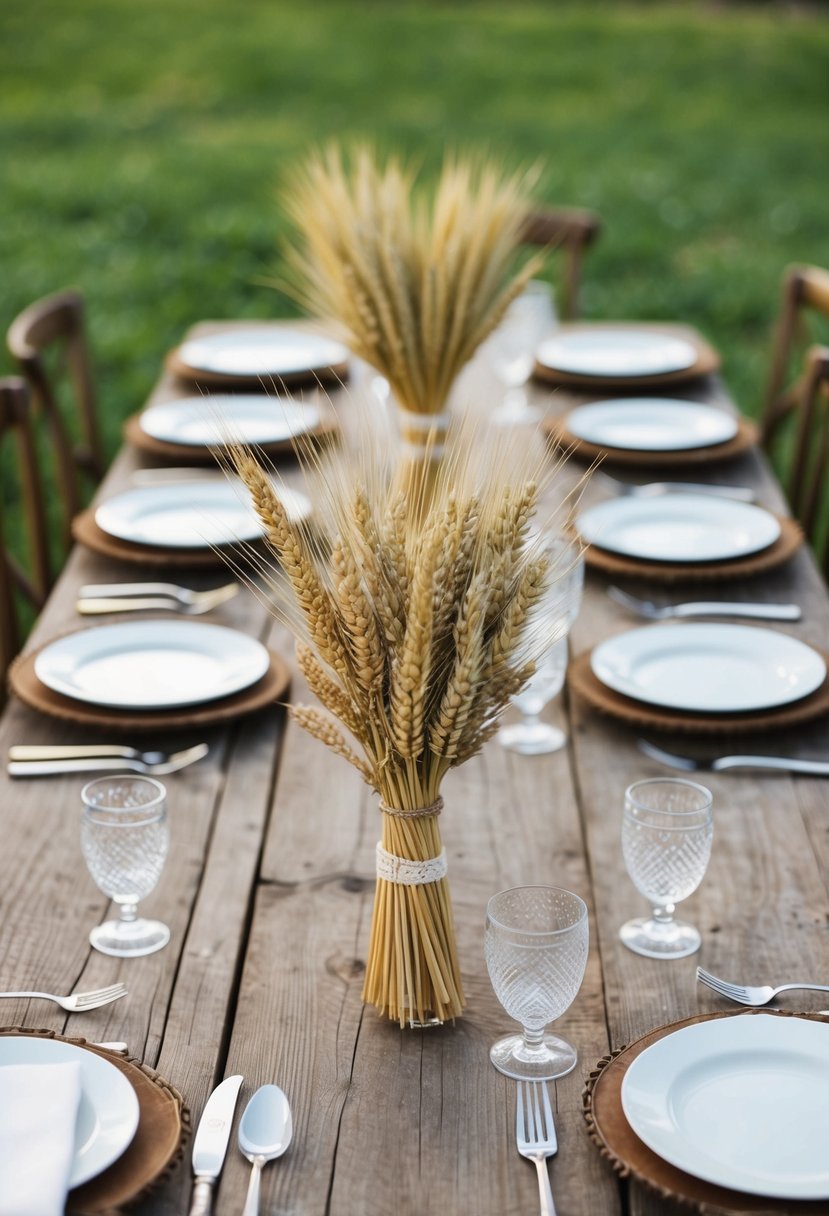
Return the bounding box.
[544,413,759,468]
[165,343,349,391]
[0,1026,189,1214]
[8,644,290,731]
[583,1010,829,1214]
[532,322,720,391]
[123,409,339,464]
[71,509,267,569]
[576,514,802,583]
[567,646,829,735]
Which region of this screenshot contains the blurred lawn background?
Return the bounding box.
[1,0,828,460]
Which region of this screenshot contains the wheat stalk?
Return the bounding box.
[280,145,543,419]
[232,413,575,1025]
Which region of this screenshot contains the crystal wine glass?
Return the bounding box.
[485,885,589,1080]
[81,776,170,957]
[498,533,584,754]
[620,778,713,959]
[491,280,556,426]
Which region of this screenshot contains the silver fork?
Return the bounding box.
[516,1081,558,1216]
[597,471,755,502]
[697,967,829,1006]
[608,586,801,622]
[637,738,829,777]
[0,982,127,1012]
[77,581,239,616]
[8,742,209,778]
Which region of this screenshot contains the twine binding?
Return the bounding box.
[379,796,443,820]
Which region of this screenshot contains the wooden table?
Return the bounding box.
[2,324,828,1216]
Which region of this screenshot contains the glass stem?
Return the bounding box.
[651,902,675,925]
[522,711,541,728]
[118,901,138,924]
[522,1025,545,1051]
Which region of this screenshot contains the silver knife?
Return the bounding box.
[190,1074,245,1216]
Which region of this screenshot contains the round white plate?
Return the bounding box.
[537,330,697,378]
[139,395,320,447]
[35,620,271,709]
[0,1036,140,1187]
[576,494,780,563]
[177,328,348,378]
[95,481,310,550]
[566,398,738,451]
[591,622,826,713]
[622,1015,829,1199]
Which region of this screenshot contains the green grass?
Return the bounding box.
[1,1,828,500]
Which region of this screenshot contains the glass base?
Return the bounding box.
[619,916,701,960]
[490,1032,577,1080]
[90,917,170,958]
[498,721,566,755]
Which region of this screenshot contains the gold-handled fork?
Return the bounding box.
[77,581,239,616]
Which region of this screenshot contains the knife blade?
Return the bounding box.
[189,1074,244,1216]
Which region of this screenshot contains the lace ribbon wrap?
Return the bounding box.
[376,797,446,886]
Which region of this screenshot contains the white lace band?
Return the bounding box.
[399,439,446,461]
[395,405,451,432]
[376,842,448,886]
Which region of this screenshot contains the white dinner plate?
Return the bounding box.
[0,1036,140,1187]
[591,622,826,713]
[622,1015,829,1199]
[566,398,738,451]
[537,329,697,378]
[35,620,271,709]
[139,395,320,447]
[95,481,310,550]
[576,494,780,563]
[177,328,349,378]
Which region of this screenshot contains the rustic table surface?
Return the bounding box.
[2,322,828,1216]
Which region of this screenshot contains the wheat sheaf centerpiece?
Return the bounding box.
[280,145,543,497]
[231,424,571,1027]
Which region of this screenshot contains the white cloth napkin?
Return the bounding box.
[0,1061,83,1216]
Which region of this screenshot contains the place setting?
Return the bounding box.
[533,322,720,391]
[572,489,803,582]
[71,473,312,567]
[545,393,760,467]
[568,618,829,734]
[7,617,291,731]
[123,390,340,464]
[164,325,350,390]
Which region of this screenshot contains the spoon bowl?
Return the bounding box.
[238,1084,292,1216]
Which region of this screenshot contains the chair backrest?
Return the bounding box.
[520,206,602,321]
[784,345,829,578]
[761,264,829,446]
[0,378,50,690]
[7,289,103,550]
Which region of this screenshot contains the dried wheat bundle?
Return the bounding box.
[280,145,543,420]
[231,419,574,1027]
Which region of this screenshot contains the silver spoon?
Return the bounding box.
[238,1084,293,1216]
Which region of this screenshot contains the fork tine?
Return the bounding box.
[516,1082,526,1144]
[531,1082,543,1143]
[697,969,744,995]
[74,984,127,1006]
[540,1081,556,1146]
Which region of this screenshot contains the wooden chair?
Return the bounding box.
[0,378,50,691]
[521,206,602,320]
[761,264,829,447]
[7,289,104,551]
[779,344,829,579]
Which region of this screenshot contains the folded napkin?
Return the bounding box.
[0,1060,83,1216]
